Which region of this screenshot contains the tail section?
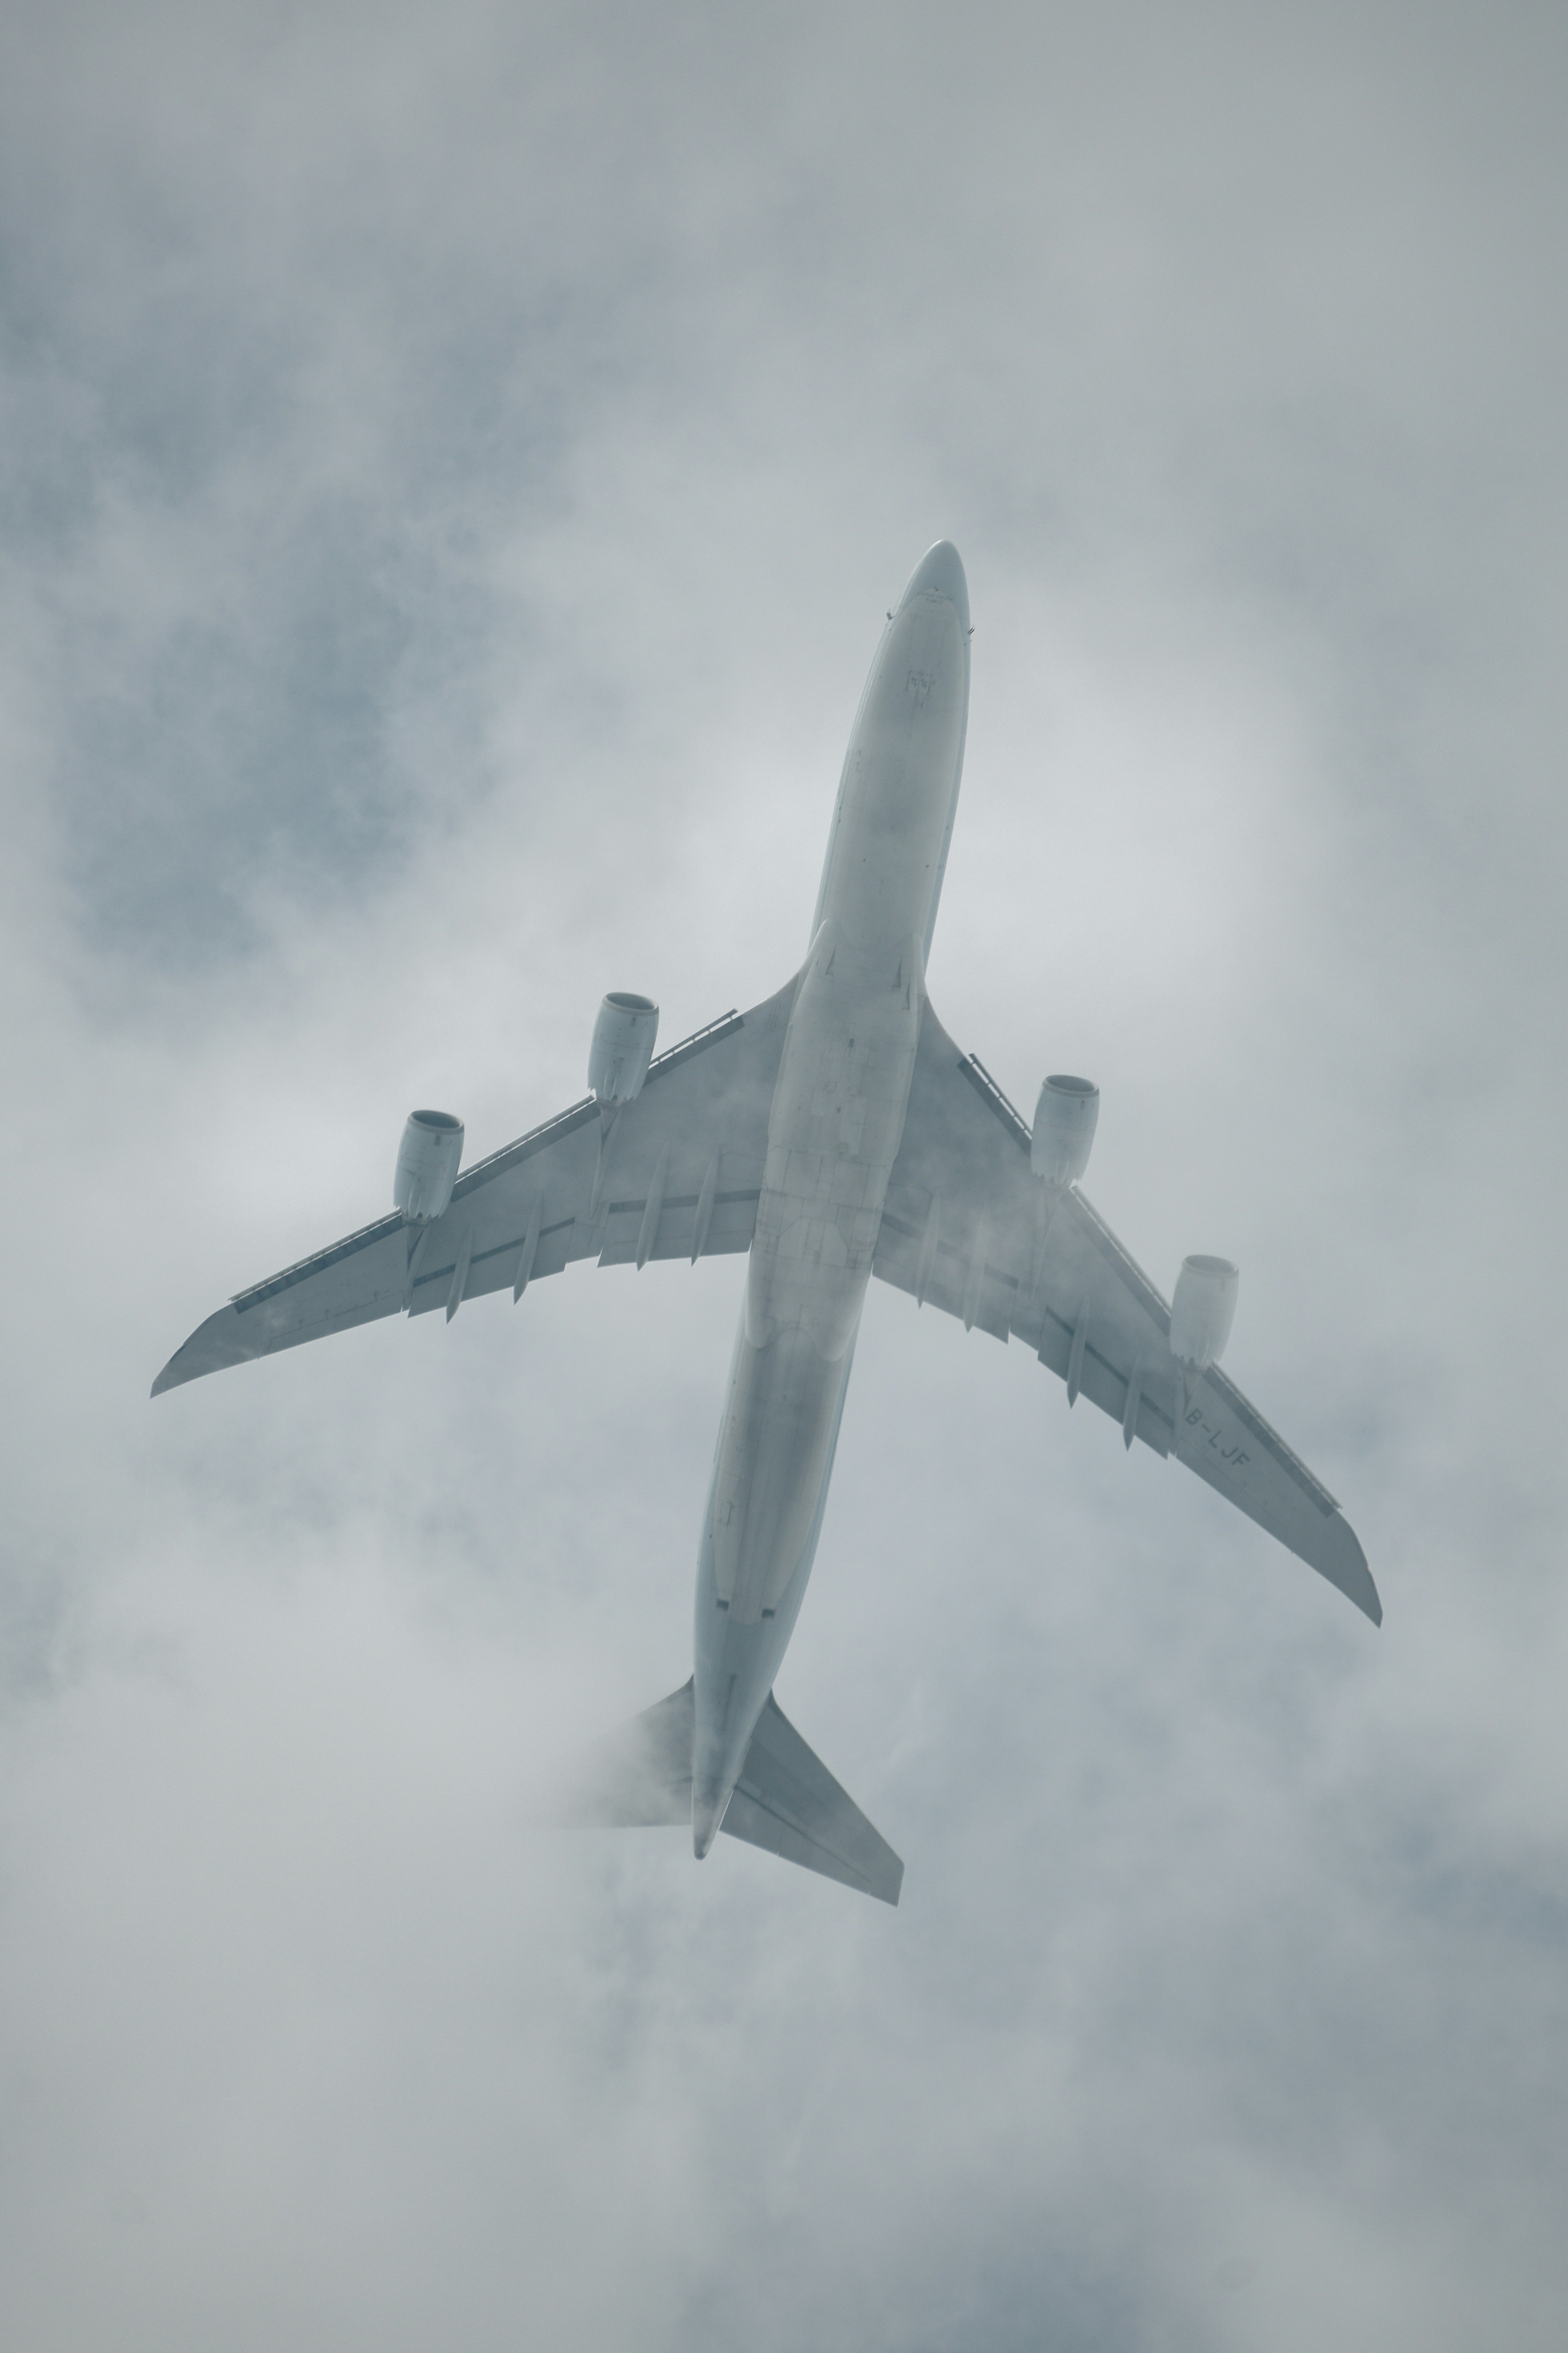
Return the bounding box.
[562,1679,904,1906]
[724,1691,905,1905]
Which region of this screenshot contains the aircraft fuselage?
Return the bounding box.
[148,530,1378,1900]
[690,543,972,1854]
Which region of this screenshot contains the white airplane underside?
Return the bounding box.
[154,543,1378,1907]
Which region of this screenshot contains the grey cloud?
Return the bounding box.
[1,3,1566,2348]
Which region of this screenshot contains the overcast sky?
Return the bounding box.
[2,4,1566,2348]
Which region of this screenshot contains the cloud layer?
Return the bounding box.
[2,5,1565,2347]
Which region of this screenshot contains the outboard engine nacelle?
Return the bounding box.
[1031,1074,1099,1186]
[1169,1255,1239,1369]
[589,992,659,1105]
[394,1110,464,1224]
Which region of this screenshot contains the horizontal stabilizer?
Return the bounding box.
[561,1679,904,1905]
[724,1693,905,1905]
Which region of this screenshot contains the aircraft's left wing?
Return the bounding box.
[875,996,1380,1624]
[152,977,799,1396]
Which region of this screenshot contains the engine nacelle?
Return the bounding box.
[1031,1074,1099,1186]
[589,992,659,1105]
[1169,1255,1239,1368]
[394,1109,464,1224]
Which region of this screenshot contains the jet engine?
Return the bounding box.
[1031,1074,1099,1186]
[589,992,659,1105]
[1169,1254,1239,1369]
[394,1109,464,1224]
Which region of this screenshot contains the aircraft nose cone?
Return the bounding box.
[897,540,969,630]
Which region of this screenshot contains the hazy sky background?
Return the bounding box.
[2,4,1566,2347]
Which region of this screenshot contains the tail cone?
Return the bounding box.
[692,1789,727,1859]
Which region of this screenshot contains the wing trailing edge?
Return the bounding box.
[877,993,1381,1625]
[151,984,799,1399]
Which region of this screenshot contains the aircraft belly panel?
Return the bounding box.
[710,1327,853,1621]
[813,579,970,956]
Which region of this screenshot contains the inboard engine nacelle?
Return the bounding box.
[1031,1073,1099,1186]
[1169,1254,1239,1369]
[589,992,659,1105]
[394,1109,464,1224]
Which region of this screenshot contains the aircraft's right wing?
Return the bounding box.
[874,995,1380,1624]
[152,975,800,1396]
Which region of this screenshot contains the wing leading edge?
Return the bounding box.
[876,997,1380,1624]
[152,980,798,1396]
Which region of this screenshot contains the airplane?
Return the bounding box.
[153,541,1379,1907]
